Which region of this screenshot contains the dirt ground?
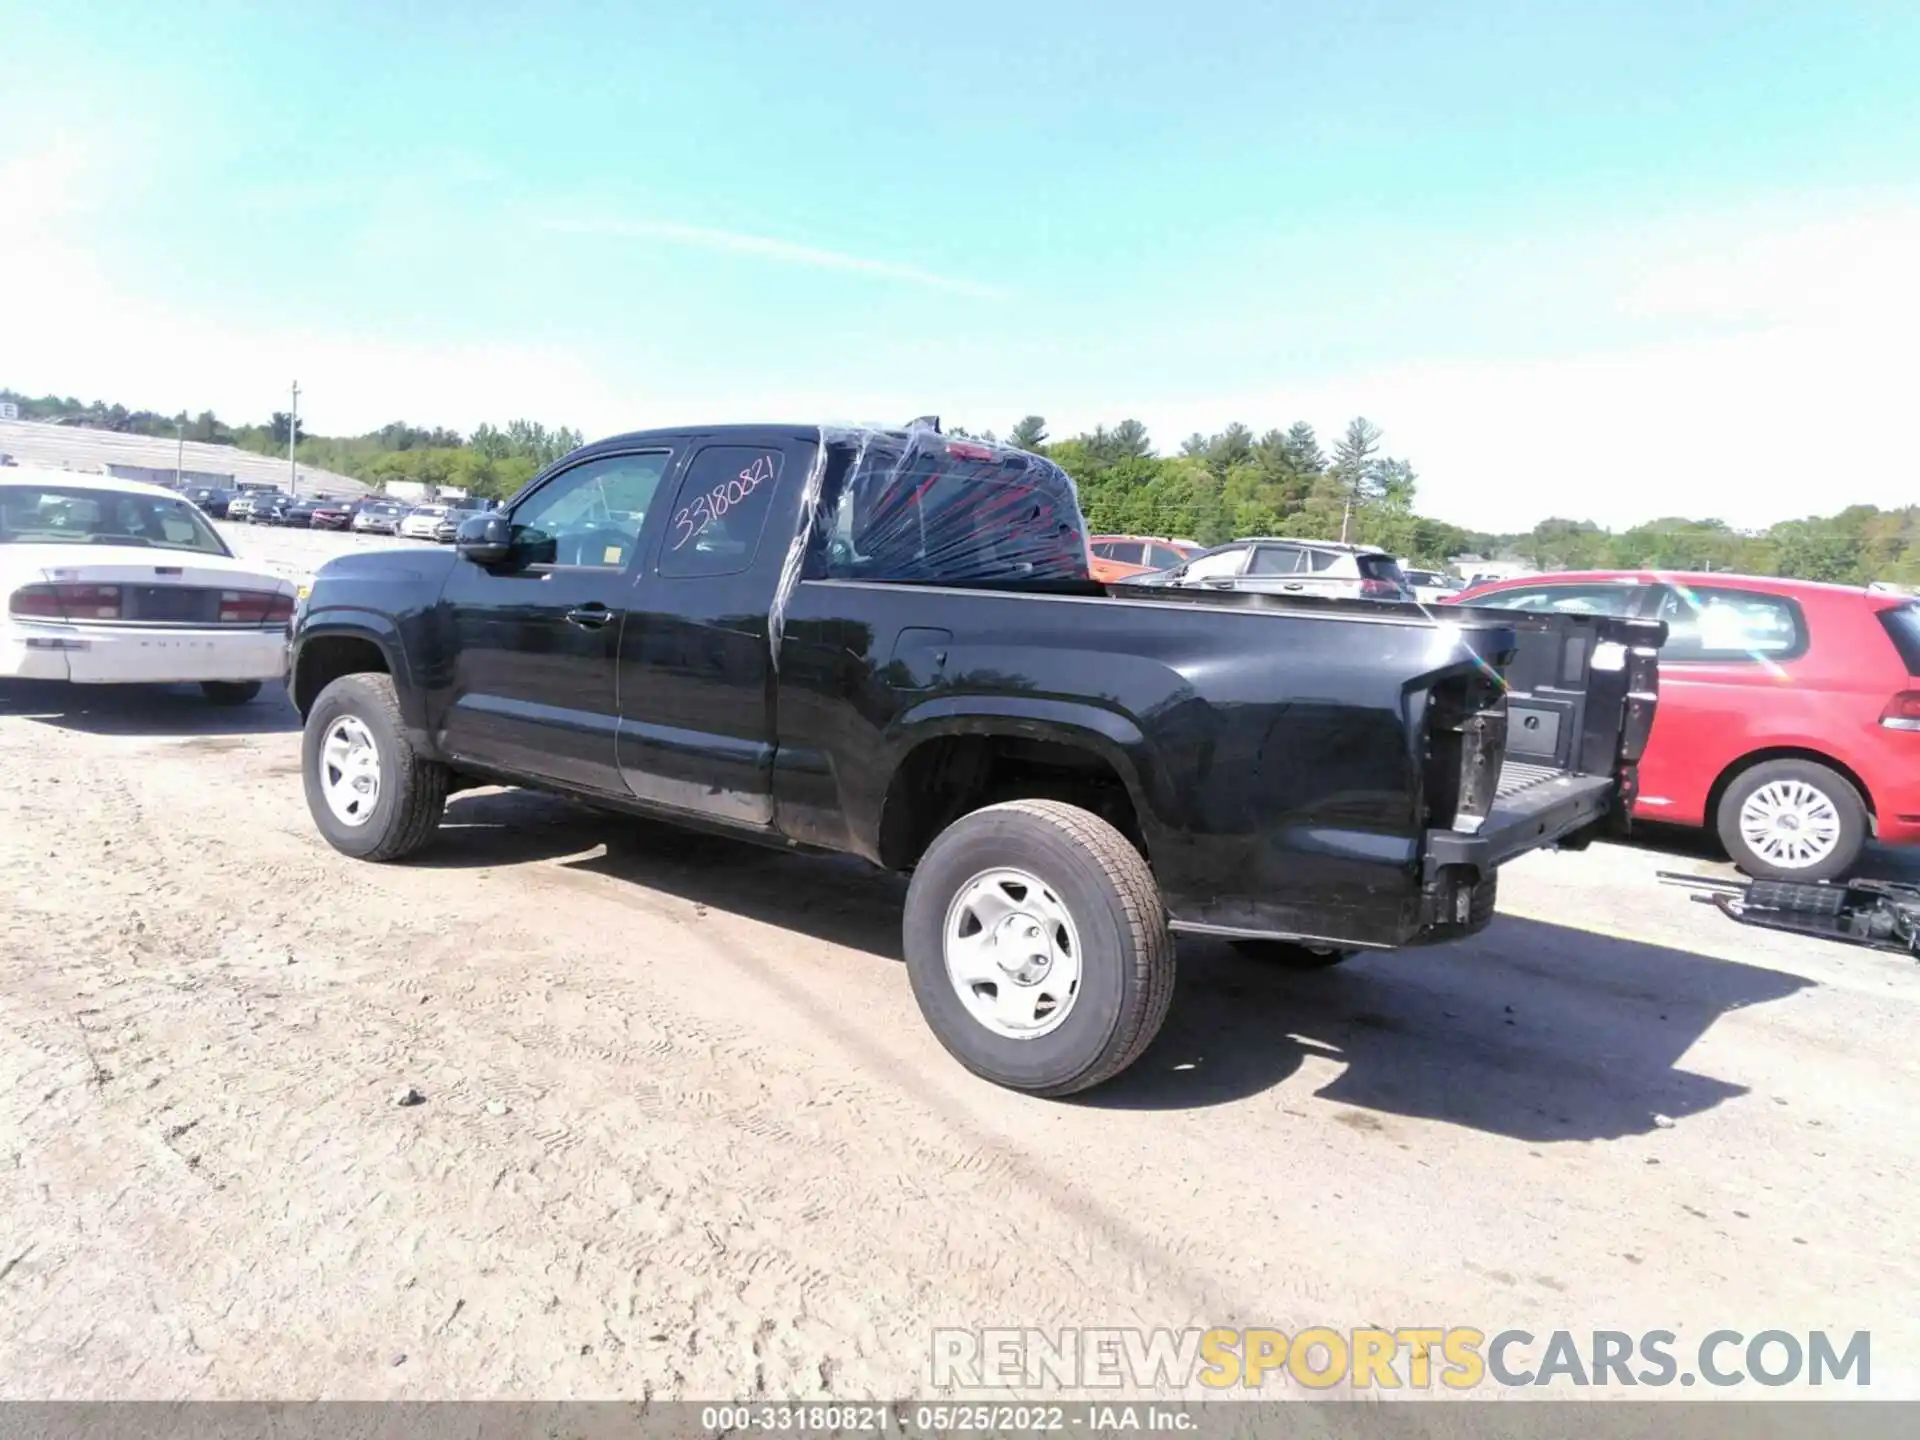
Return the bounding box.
[2,528,1917,1401]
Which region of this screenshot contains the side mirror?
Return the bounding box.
[455,513,511,565]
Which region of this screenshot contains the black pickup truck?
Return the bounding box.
[289,422,1663,1096]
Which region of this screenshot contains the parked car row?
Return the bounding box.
[211,492,495,538]
[1089,534,1470,604]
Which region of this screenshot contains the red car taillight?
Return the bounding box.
[218,590,295,624]
[9,583,123,619]
[1880,691,1920,731]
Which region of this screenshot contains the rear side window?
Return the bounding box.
[1877,603,1920,675]
[808,432,1089,585]
[659,445,784,578]
[1653,585,1806,662]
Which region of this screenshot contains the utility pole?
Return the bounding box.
[288,381,300,494]
[175,411,186,488]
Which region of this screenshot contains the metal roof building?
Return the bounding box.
[0,419,369,498]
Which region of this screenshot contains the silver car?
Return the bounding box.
[1132,538,1414,601]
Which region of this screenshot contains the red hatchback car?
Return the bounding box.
[1449,571,1920,881]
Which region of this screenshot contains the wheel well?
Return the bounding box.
[878,734,1145,871]
[1707,747,1875,828]
[293,635,391,718]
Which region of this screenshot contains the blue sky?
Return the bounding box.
[4,1,1919,528]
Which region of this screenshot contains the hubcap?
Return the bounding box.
[1739,780,1841,869]
[942,868,1083,1039]
[319,715,382,827]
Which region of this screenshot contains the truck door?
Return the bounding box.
[615,431,815,828]
[436,448,675,793]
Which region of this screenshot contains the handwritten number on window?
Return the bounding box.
[670,453,776,551]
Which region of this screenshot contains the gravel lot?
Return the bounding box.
[2,524,1917,1400]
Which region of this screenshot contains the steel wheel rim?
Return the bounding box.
[1739,779,1842,869]
[942,867,1083,1039]
[319,715,382,828]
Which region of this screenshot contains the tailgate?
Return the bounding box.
[1423,611,1665,891]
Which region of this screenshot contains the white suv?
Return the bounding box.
[1137,538,1414,601]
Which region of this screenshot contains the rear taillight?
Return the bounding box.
[218,590,295,624]
[9,583,122,619]
[1881,691,1920,731]
[1360,578,1402,600]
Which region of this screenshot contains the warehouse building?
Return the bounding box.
[0,419,369,498]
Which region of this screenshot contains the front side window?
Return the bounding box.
[511,452,670,568]
[1145,542,1186,570]
[1655,586,1805,661]
[1477,583,1640,616]
[0,484,230,557]
[1182,546,1249,581]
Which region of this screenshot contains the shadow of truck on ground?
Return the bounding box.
[1089,917,1813,1138]
[421,789,1815,1137]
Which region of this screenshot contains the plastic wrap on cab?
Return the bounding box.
[802,426,1092,586]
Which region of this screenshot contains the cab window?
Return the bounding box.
[509,452,670,568]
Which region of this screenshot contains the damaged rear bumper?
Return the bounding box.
[1416,770,1617,929]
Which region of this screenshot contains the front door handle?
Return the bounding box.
[565,604,616,629]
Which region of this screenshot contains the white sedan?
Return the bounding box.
[395,504,451,541]
[1,469,296,704]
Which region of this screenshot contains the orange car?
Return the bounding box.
[1088,534,1203,582]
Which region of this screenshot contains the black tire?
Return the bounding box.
[201,680,262,705]
[301,672,448,861]
[1230,939,1356,969]
[1716,758,1867,882]
[902,799,1175,1097]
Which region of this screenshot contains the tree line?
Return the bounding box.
[6,387,1913,584]
[1,389,580,504]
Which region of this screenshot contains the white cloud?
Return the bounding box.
[544,215,1008,300]
[6,141,1915,534]
[0,152,623,436]
[1082,203,1920,532]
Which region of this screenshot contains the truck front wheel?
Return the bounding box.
[302,672,448,861]
[902,799,1175,1097]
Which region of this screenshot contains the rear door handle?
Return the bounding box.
[565,604,616,629]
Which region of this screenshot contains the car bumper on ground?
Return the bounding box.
[1,622,289,685]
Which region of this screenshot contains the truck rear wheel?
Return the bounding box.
[902,800,1175,1097]
[302,672,448,861]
